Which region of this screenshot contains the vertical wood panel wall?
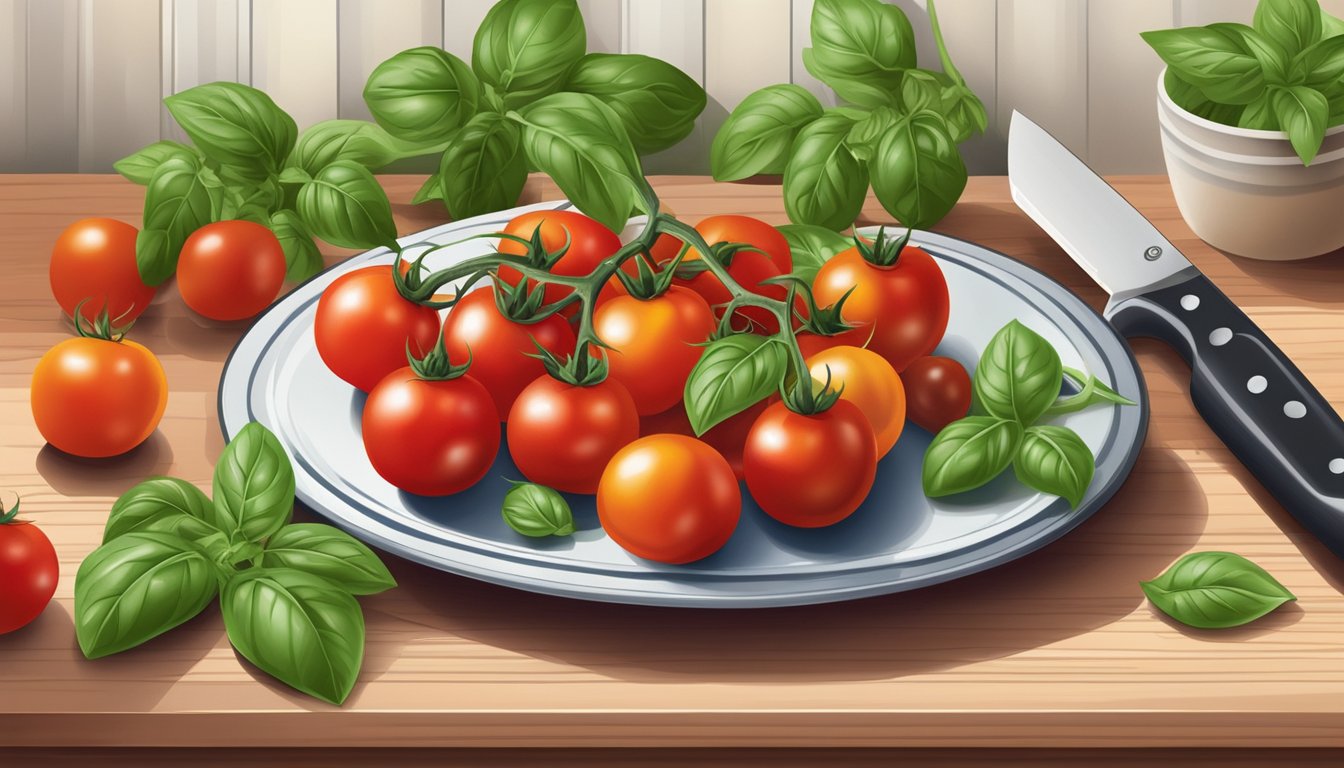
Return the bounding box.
[6,0,1344,174]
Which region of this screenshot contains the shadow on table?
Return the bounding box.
[35,433,174,497]
[1212,244,1344,309]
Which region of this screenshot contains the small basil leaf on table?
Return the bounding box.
[1141,551,1296,629]
[502,483,576,537]
[222,567,365,706]
[922,416,1023,498]
[212,421,295,544]
[711,84,824,181]
[363,47,481,145]
[777,224,850,284]
[114,140,198,185]
[137,155,220,285]
[684,335,789,436]
[868,111,967,230]
[473,0,587,110]
[104,477,219,544]
[1254,0,1322,55]
[296,161,400,251]
[783,112,868,231]
[802,0,916,108]
[1140,26,1266,105]
[439,112,528,221]
[566,53,706,156]
[1012,425,1095,508]
[1270,85,1329,165]
[261,523,397,595]
[972,319,1064,425]
[164,81,297,179]
[75,532,220,659]
[269,209,324,282]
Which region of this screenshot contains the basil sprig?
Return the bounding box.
[75,422,396,705]
[1141,551,1295,629]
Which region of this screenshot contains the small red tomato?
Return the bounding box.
[177,220,286,321]
[315,265,442,393]
[0,502,59,634]
[677,250,796,334]
[496,210,622,317]
[640,400,768,480]
[650,214,793,274]
[593,286,716,415]
[902,356,972,433]
[50,218,157,324]
[507,376,640,494]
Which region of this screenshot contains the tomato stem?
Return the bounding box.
[72,300,132,343]
[0,493,20,524]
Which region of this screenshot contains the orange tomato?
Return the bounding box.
[31,337,167,458]
[806,345,906,457]
[593,286,715,414]
[49,218,156,324]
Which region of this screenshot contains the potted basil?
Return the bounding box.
[1144,0,1344,260]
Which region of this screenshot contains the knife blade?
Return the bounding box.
[1008,110,1344,559]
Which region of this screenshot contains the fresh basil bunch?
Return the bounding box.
[1143,0,1344,165]
[922,321,1135,506]
[710,0,986,231]
[74,422,396,706]
[366,0,705,225]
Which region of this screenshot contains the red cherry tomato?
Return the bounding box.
[677,250,797,334]
[651,214,792,274]
[593,287,715,415]
[31,336,167,458]
[743,400,878,528]
[496,210,622,318]
[597,434,741,564]
[640,399,768,480]
[0,506,58,634]
[315,265,442,393]
[507,376,640,494]
[442,287,576,420]
[902,356,972,433]
[177,220,286,321]
[362,367,500,496]
[50,218,157,324]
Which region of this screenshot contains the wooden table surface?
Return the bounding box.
[2,174,1343,762]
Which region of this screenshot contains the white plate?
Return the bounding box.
[219,201,1148,608]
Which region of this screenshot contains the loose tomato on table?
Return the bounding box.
[315,265,441,393]
[640,399,768,480]
[177,220,286,321]
[495,210,623,318]
[0,497,58,635]
[806,345,906,457]
[902,355,972,433]
[507,374,640,494]
[50,218,156,324]
[593,285,715,415]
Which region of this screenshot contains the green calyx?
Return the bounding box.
[0,494,20,524]
[855,226,912,267]
[531,339,611,387]
[496,225,572,272]
[491,273,549,322]
[782,362,844,416]
[616,243,683,299]
[72,300,133,343]
[407,330,471,381]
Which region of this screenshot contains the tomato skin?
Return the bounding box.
[598,434,741,564]
[496,210,622,317]
[362,368,500,496]
[743,400,878,528]
[442,288,576,420]
[177,220,286,321]
[315,265,442,393]
[0,521,58,634]
[640,399,769,480]
[677,250,793,334]
[507,376,640,494]
[651,215,793,274]
[812,244,949,372]
[593,287,715,415]
[795,330,850,360]
[31,338,167,458]
[50,218,156,324]
[902,356,972,433]
[807,346,906,457]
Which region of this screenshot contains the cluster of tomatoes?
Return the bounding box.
[315,210,973,565]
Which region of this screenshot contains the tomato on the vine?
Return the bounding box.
[507,376,640,494]
[651,214,792,274]
[640,399,768,480]
[902,356,972,433]
[496,210,622,317]
[50,218,156,324]
[177,220,286,321]
[598,434,740,564]
[806,346,906,457]
[315,265,441,393]
[593,286,715,415]
[0,498,58,634]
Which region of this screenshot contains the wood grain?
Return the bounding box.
[2,175,1344,751]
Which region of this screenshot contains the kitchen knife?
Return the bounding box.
[1008,110,1344,559]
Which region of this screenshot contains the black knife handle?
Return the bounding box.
[1106,272,1344,558]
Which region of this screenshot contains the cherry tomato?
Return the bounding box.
[0,505,58,634]
[640,399,769,480]
[806,346,905,457]
[177,220,286,321]
[31,336,167,458]
[743,400,877,528]
[496,210,622,317]
[651,214,792,274]
[507,376,640,494]
[903,356,972,433]
[442,288,576,420]
[362,367,500,496]
[593,287,715,414]
[50,218,156,324]
[677,250,795,334]
[598,434,741,564]
[315,265,442,393]
[812,236,949,372]
[795,330,850,360]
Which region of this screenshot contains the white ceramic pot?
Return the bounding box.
[1156,67,1344,260]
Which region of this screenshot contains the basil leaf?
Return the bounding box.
[898,69,950,113]
[711,84,824,181]
[869,111,967,230]
[972,320,1063,425]
[296,161,399,250]
[1238,89,1280,129]
[363,47,481,144]
[802,0,915,108]
[269,209,324,282]
[261,523,396,595]
[473,0,586,110]
[1164,69,1246,125]
[501,483,575,537]
[777,224,850,284]
[684,335,788,436]
[220,176,280,223]
[222,567,364,705]
[922,416,1023,498]
[1226,22,1293,84]
[782,112,867,231]
[289,120,444,178]
[513,92,646,233]
[1291,33,1344,87]
[1254,0,1322,55]
[1141,551,1295,629]
[1012,425,1095,508]
[1324,8,1344,38]
[212,421,295,543]
[114,140,197,185]
[940,82,989,143]
[75,532,219,659]
[137,155,220,285]
[1046,366,1138,417]
[164,81,297,179]
[439,111,528,220]
[845,106,899,162]
[1272,84,1329,163]
[566,53,706,155]
[1141,26,1266,105]
[412,172,445,205]
[104,477,219,544]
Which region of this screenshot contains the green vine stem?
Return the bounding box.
[0,493,20,524]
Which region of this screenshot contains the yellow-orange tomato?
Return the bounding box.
[593,286,715,415]
[598,434,741,564]
[807,345,905,457]
[31,337,167,457]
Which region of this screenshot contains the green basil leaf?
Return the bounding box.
[940,82,989,143]
[164,81,297,179]
[104,477,219,544]
[212,421,295,543]
[1164,69,1246,125]
[1222,22,1292,84]
[222,567,364,705]
[1012,425,1095,508]
[869,111,967,230]
[296,160,399,250]
[845,106,899,162]
[566,53,706,155]
[922,416,1023,498]
[972,320,1064,425]
[501,483,575,537]
[269,209,324,282]
[411,172,445,205]
[711,84,824,181]
[1238,89,1281,128]
[1141,551,1296,629]
[363,47,480,144]
[777,224,850,284]
[1045,366,1138,417]
[473,0,586,110]
[898,69,950,113]
[135,229,173,287]
[137,155,220,285]
[782,112,867,231]
[1291,33,1344,87]
[683,335,788,436]
[513,92,645,233]
[114,140,198,185]
[1141,26,1266,104]
[1324,8,1344,38]
[289,120,444,178]
[75,532,219,659]
[1254,0,1322,55]
[1272,84,1329,163]
[220,177,280,223]
[439,111,528,220]
[802,0,915,108]
[261,523,397,595]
